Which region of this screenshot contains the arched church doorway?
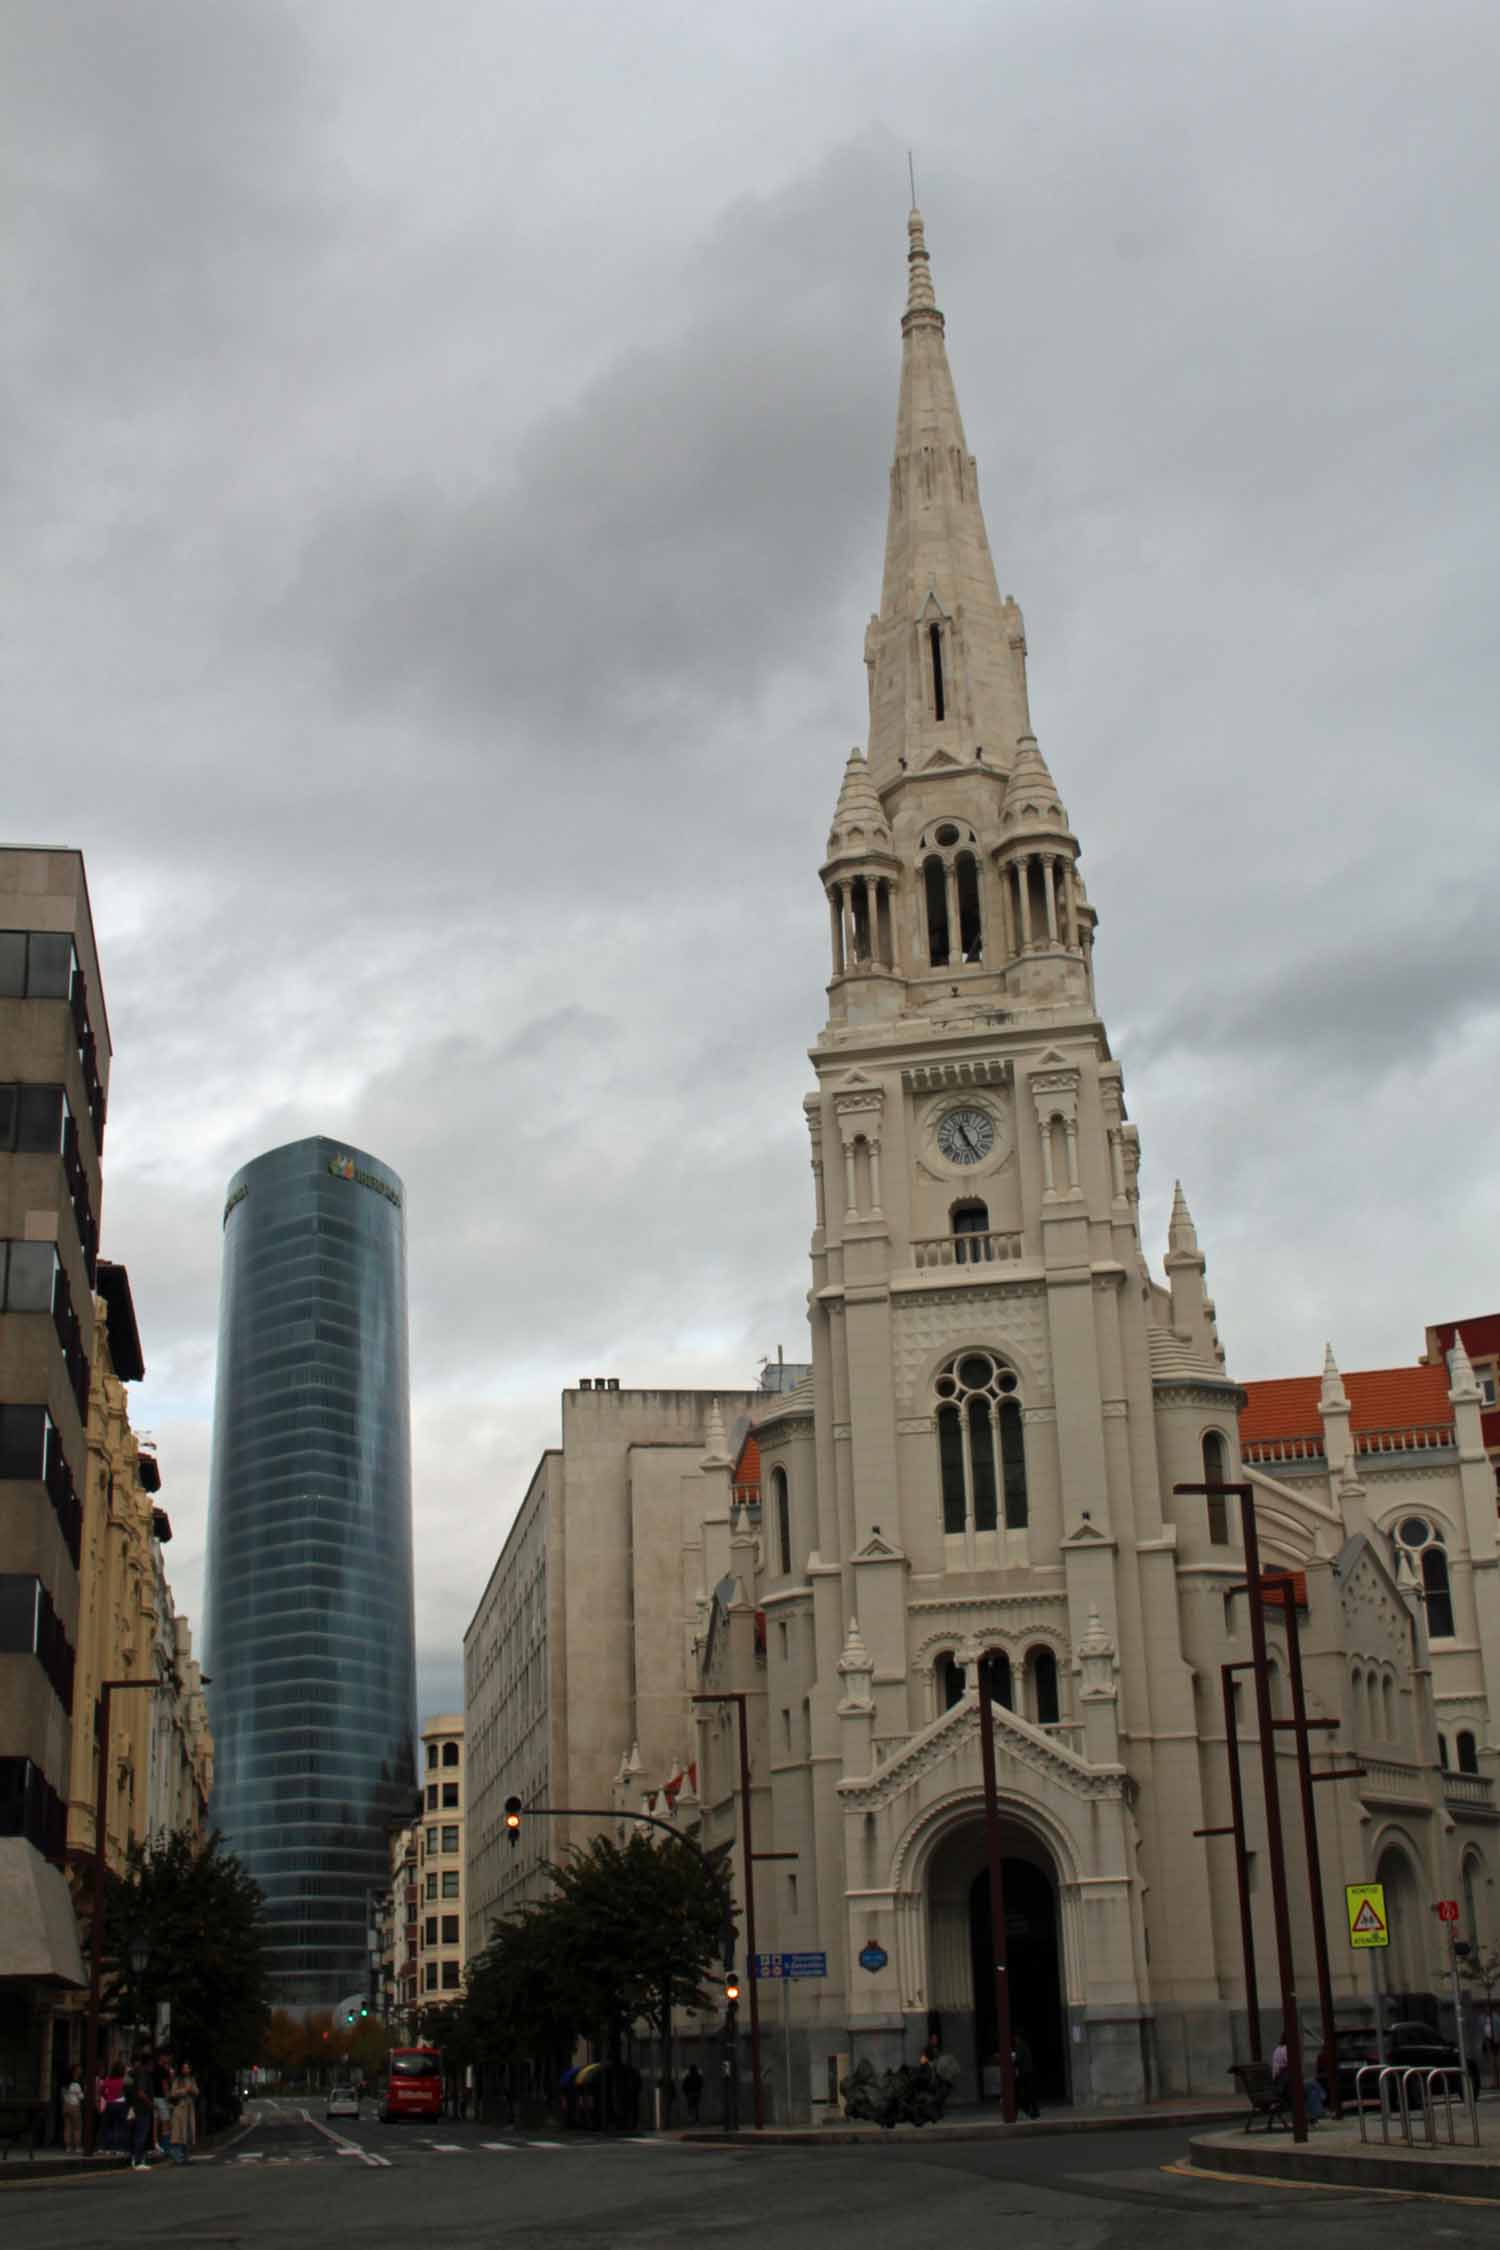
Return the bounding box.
[969,1862,1066,2101]
[925,1816,1067,2103]
[1377,1841,1430,2016]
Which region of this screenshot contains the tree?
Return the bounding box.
[105,1830,271,2126]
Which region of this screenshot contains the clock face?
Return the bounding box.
[937,1106,995,1167]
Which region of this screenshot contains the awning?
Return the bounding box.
[0,1839,87,1985]
[574,2062,604,2086]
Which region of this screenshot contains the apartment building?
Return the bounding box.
[415,1714,465,2010]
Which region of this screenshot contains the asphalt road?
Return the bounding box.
[3,2101,1496,2249]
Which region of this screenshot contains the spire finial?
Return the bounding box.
[1449,1329,1480,1401]
[906,205,938,317]
[1167,1180,1199,1256]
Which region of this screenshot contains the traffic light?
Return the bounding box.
[504,1795,523,1848]
[345,2010,355,2025]
[724,1970,740,2006]
[359,2001,369,2018]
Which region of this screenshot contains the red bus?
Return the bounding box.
[380,2047,443,2122]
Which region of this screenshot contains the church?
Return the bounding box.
[666,208,1500,2114]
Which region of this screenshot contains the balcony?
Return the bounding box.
[1443,1771,1495,1810]
[912,1229,1025,1272]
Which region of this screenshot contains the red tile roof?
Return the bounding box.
[1240,1363,1453,1446]
[732,1430,761,1496]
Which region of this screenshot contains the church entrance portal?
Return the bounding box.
[969,1861,1066,2102]
[925,1818,1067,2104]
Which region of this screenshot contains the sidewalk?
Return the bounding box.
[681,2092,1243,2147]
[1188,2096,1500,2201]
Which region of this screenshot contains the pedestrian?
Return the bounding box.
[125,2057,155,2168]
[100,2058,127,2151]
[1271,2036,1325,2123]
[681,2063,703,2125]
[154,2052,174,2161]
[168,2061,199,2165]
[60,2071,84,2153]
[1012,2030,1040,2119]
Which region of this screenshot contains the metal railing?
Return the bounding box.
[1355,2063,1478,2147]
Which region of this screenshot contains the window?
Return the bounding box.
[425,1915,437,1944]
[441,1781,459,1808]
[441,1961,461,1990]
[0,1240,57,1312]
[0,1574,74,1712]
[441,1825,459,1852]
[442,1741,460,1766]
[0,931,75,1000]
[441,1915,459,1944]
[937,1654,965,1712]
[924,858,950,967]
[425,1826,436,1854]
[934,1352,1027,1536]
[424,1962,437,1991]
[426,1743,438,1769]
[978,1650,1013,1710]
[929,622,946,722]
[1475,1364,1499,1407]
[1438,1732,1450,1770]
[0,1084,66,1156]
[426,1784,437,1809]
[955,855,982,962]
[1458,1730,1480,1775]
[772,1467,791,1575]
[1030,1647,1060,1727]
[1202,1431,1230,1546]
[951,1202,990,1264]
[441,1870,459,1899]
[425,1873,437,1900]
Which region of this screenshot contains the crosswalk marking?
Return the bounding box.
[482,2141,516,2151]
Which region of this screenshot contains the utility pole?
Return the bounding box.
[976,1656,1017,2122]
[1194,1662,1261,2061]
[693,1690,796,2131]
[1176,1482,1307,2142]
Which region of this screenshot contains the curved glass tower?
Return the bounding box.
[205,1136,416,2010]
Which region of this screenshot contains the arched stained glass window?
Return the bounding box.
[933,1353,1028,1538]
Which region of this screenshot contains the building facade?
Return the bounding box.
[463,1382,762,1954]
[0,849,108,2097]
[415,1715,466,2010]
[607,214,1500,2120]
[205,1135,417,2010]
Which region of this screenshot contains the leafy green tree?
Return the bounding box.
[105,1830,270,2124]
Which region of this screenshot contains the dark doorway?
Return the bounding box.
[968,1858,1066,2102]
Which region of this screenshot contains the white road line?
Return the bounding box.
[297,2106,391,2169]
[429,2142,463,2152]
[482,2141,517,2151]
[528,2139,566,2149]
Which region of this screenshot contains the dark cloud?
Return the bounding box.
[4,0,1496,1694]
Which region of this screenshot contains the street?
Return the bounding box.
[3,2106,1498,2250]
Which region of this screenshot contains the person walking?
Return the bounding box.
[681,2063,703,2125]
[168,2062,199,2165]
[125,2058,155,2168]
[99,2059,126,2151]
[60,2072,84,2154]
[154,2053,174,2161]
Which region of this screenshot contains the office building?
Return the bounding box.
[0,849,107,2096]
[205,1135,417,2010]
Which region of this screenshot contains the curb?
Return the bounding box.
[681,2105,1243,2149]
[1187,2131,1500,2202]
[0,2155,133,2187]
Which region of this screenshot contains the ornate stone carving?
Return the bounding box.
[837,1692,1124,1811]
[892,1289,1051,1411]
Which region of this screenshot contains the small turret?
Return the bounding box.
[994,735,1093,1002]
[821,749,900,987]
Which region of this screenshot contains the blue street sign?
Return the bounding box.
[754,1949,828,1980]
[858,1942,889,1974]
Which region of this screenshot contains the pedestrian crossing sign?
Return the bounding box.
[1345,1882,1389,1948]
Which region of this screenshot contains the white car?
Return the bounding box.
[325,2085,360,2120]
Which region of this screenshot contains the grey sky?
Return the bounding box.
[6,1,1497,1722]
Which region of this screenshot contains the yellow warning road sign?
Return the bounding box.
[1346,1882,1388,1948]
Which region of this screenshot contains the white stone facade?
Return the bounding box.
[635,213,1500,2120]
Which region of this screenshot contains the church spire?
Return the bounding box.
[864,208,1032,784]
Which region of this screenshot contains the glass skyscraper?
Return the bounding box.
[205,1135,417,2010]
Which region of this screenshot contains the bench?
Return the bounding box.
[1228,2062,1290,2132]
[0,2100,48,2159]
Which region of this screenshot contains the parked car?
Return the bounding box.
[325,2084,361,2121]
[1322,2022,1475,2105]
